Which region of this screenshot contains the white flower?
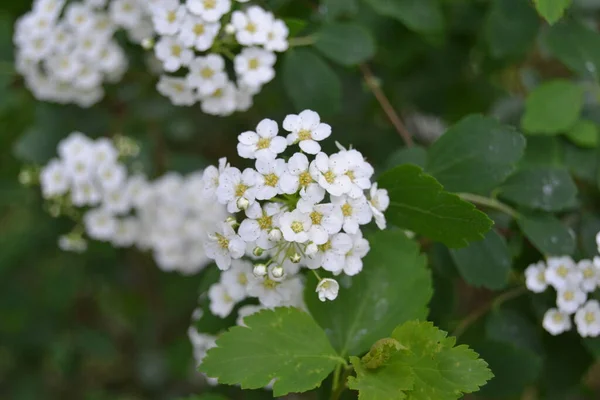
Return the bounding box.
[238,202,281,249]
[111,218,138,247]
[283,110,332,154]
[310,152,352,196]
[84,208,117,240]
[204,222,246,270]
[575,300,600,337]
[556,283,586,314]
[221,259,252,301]
[310,233,353,273]
[254,158,287,200]
[59,132,93,160]
[216,167,258,213]
[208,283,236,317]
[102,189,132,215]
[279,210,312,243]
[265,18,288,52]
[316,278,339,302]
[546,256,580,290]
[97,162,127,191]
[525,262,548,293]
[578,259,599,293]
[307,203,344,245]
[202,157,228,199]
[179,14,220,51]
[154,36,193,72]
[65,154,94,184]
[341,232,370,276]
[151,3,187,36]
[201,82,237,116]
[332,195,373,234]
[58,234,88,253]
[92,138,118,165]
[157,75,197,106]
[65,3,94,32]
[237,118,287,160]
[368,183,389,230]
[186,0,231,22]
[236,304,264,326]
[342,149,374,199]
[234,47,276,89]
[246,275,302,307]
[109,0,143,29]
[231,6,269,45]
[542,308,572,335]
[40,159,70,198]
[71,181,101,206]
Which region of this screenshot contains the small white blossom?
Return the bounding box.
[310,152,352,197]
[186,0,231,22]
[575,300,600,337]
[284,110,332,154]
[556,284,586,314]
[40,159,70,198]
[154,36,193,72]
[234,47,275,89]
[231,6,269,45]
[341,232,370,276]
[238,202,281,249]
[546,256,580,290]
[254,158,286,200]
[152,3,187,36]
[179,14,220,50]
[264,18,288,52]
[157,75,197,106]
[217,167,258,213]
[221,259,252,301]
[279,210,312,243]
[84,208,117,240]
[543,308,572,335]
[368,183,389,230]
[208,283,236,317]
[525,262,548,293]
[307,203,344,245]
[309,233,353,273]
[237,118,287,160]
[205,222,246,270]
[578,259,599,293]
[316,278,339,302]
[332,195,373,234]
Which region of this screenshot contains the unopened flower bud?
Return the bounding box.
[226,216,239,228]
[305,242,318,256]
[237,197,250,210]
[141,37,155,49]
[253,246,264,257]
[268,228,282,242]
[289,252,301,263]
[225,23,235,34]
[270,265,285,281]
[253,263,267,277]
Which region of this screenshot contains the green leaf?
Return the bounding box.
[521,80,584,135]
[426,114,526,194]
[545,20,600,79]
[323,0,358,19]
[450,230,511,290]
[485,309,543,354]
[386,146,427,169]
[565,119,598,148]
[314,23,376,66]
[305,231,432,357]
[485,0,539,59]
[199,307,343,396]
[178,395,228,400]
[377,165,493,248]
[519,136,562,167]
[363,0,444,35]
[533,0,572,24]
[498,167,577,211]
[348,321,493,400]
[284,18,308,37]
[282,49,341,116]
[517,212,575,255]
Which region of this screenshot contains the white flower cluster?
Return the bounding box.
[14,0,131,106]
[525,241,600,337]
[39,132,228,275]
[148,0,288,115]
[202,109,389,316]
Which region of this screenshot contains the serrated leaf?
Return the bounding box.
[533,0,572,24]
[485,0,539,59]
[545,20,600,80]
[363,0,444,35]
[199,307,344,396]
[521,80,584,135]
[426,114,526,194]
[377,165,493,248]
[499,167,577,211]
[450,230,511,290]
[282,49,341,116]
[517,212,575,255]
[306,231,432,357]
[314,23,376,66]
[565,119,598,148]
[348,321,492,400]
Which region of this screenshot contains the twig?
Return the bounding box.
[359,63,414,147]
[458,193,520,219]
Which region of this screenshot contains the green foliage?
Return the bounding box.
[426,114,526,194]
[362,0,444,35]
[485,0,539,59]
[200,307,344,396]
[450,230,511,290]
[565,119,598,148]
[533,0,572,24]
[377,165,493,248]
[348,321,493,400]
[306,230,432,356]
[517,212,575,255]
[521,80,584,135]
[314,23,376,66]
[545,20,600,80]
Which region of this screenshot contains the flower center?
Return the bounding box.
[291,221,304,233]
[557,265,569,278]
[323,170,336,184]
[319,241,332,252]
[298,129,312,141]
[238,272,248,285]
[173,83,185,92]
[200,67,214,78]
[216,233,229,249]
[246,22,257,33]
[248,58,260,70]
[263,278,278,290]
[235,183,248,197]
[537,271,545,282]
[299,171,312,187]
[310,211,323,225]
[167,10,177,23]
[563,291,574,301]
[257,214,273,230]
[346,170,355,181]
[552,313,563,323]
[204,0,216,9]
[256,137,271,149]
[264,173,279,187]
[212,88,223,98]
[222,291,233,302]
[341,203,353,217]
[584,267,595,279]
[194,23,205,35]
[171,45,182,57]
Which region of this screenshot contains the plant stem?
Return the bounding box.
[289,35,317,47]
[359,63,414,147]
[331,363,342,396]
[458,193,520,219]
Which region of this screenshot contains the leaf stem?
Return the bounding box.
[289,35,317,47]
[359,63,414,147]
[457,193,520,219]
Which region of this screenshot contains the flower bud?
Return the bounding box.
[305,242,318,256]
[226,216,239,228]
[141,37,155,50]
[268,228,282,242]
[289,253,301,263]
[316,278,339,302]
[270,265,285,281]
[253,263,267,277]
[252,246,264,257]
[237,197,250,210]
[225,24,235,34]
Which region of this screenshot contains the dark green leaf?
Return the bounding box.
[323,0,358,20]
[533,0,572,24]
[285,18,308,37]
[485,309,543,354]
[565,119,598,148]
[450,230,511,290]
[282,49,342,116]
[314,23,376,66]
[386,146,427,169]
[519,136,563,167]
[426,114,526,194]
[200,307,343,396]
[378,165,493,248]
[363,0,444,35]
[485,0,539,59]
[517,212,575,255]
[545,20,600,80]
[306,231,432,357]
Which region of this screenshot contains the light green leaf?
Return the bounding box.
[565,119,598,148]
[450,230,511,290]
[518,212,575,255]
[521,80,584,135]
[426,114,526,194]
[282,49,341,116]
[314,23,376,66]
[199,307,343,396]
[533,0,572,24]
[545,20,600,79]
[485,0,539,59]
[305,231,432,357]
[377,165,493,248]
[363,0,444,35]
[348,321,492,400]
[499,167,577,211]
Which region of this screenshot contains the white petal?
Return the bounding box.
[283,114,301,132]
[300,140,321,155]
[256,118,278,138]
[312,123,332,140]
[299,109,320,129]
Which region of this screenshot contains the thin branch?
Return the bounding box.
[458,193,520,219]
[359,63,414,147]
